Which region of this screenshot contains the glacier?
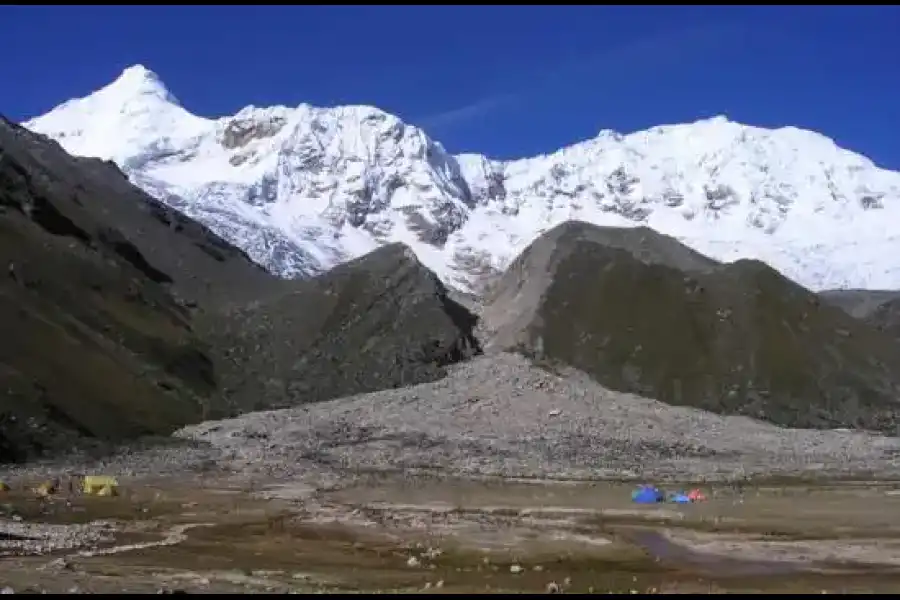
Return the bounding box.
[23,64,900,294]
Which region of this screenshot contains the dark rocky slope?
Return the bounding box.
[864,298,900,342]
[481,220,900,432]
[0,118,482,460]
[200,243,482,413]
[822,289,900,342]
[0,117,269,461]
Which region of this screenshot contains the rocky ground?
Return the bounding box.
[6,352,900,486]
[180,352,900,483]
[3,353,900,592]
[3,471,900,594]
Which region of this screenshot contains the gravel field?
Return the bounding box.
[175,353,900,483]
[5,353,900,487]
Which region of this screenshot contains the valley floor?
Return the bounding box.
[3,475,900,593]
[3,353,900,593]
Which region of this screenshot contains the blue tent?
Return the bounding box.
[669,492,691,504]
[631,485,663,504]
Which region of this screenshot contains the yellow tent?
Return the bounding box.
[83,476,119,496]
[34,481,56,497]
[96,485,116,497]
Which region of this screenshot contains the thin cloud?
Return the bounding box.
[418,22,746,132]
[418,92,518,130]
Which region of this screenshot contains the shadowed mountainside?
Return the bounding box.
[481,220,900,432]
[0,117,274,461]
[199,243,482,413]
[0,118,482,461]
[822,289,900,343]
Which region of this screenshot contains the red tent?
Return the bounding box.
[687,488,707,502]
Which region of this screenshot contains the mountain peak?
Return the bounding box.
[699,114,730,125]
[102,64,180,107]
[24,63,208,164]
[22,78,900,296]
[116,64,163,85]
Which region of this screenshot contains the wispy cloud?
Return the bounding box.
[417,22,746,132]
[417,92,519,130]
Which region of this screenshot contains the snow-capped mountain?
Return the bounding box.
[24,64,900,293]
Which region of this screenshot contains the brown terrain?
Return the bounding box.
[3,472,900,594]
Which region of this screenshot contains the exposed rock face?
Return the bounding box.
[823,289,900,343]
[865,299,900,342]
[482,220,900,432]
[220,115,288,150]
[201,243,482,413]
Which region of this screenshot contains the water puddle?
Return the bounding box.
[625,529,802,577]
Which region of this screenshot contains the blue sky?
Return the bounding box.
[3,6,899,167]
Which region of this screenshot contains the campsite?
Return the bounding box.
[3,473,900,593]
[631,484,707,504]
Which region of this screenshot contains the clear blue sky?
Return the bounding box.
[3,6,899,167]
